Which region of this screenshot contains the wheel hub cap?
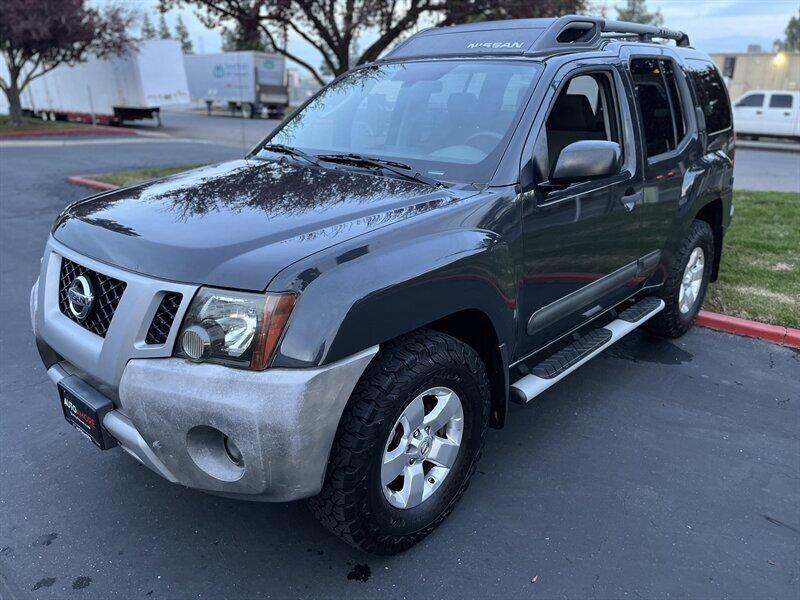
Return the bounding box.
[381,387,464,510]
[679,247,705,314]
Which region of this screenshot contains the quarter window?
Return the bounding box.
[685,59,731,134]
[630,58,686,158]
[769,94,793,109]
[737,94,765,108]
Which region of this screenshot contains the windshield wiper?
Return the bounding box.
[316,153,445,188]
[261,144,321,167]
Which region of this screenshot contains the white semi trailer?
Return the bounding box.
[184,52,289,119]
[16,40,189,125]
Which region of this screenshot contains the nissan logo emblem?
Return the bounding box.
[67,275,95,321]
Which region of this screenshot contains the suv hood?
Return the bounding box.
[54,159,466,290]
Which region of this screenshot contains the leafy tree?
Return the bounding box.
[0,0,135,126]
[615,0,662,26]
[160,0,587,85]
[775,9,800,52]
[158,13,173,39]
[175,16,194,53]
[141,14,157,39]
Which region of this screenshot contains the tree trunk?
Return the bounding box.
[4,76,25,126]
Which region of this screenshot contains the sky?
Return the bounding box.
[117,0,799,75]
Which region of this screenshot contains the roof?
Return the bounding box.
[384,15,689,61]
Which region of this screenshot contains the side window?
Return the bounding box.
[737,93,765,108]
[685,59,732,134]
[769,94,793,109]
[544,72,621,173]
[630,58,681,158]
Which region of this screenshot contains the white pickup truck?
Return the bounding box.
[733,90,800,141]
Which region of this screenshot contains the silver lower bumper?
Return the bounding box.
[48,347,377,502]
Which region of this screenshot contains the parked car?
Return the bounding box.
[31,16,733,554]
[184,51,289,119]
[733,90,800,141]
[11,40,189,125]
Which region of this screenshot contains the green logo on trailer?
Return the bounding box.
[213,64,224,78]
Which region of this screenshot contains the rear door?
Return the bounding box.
[733,92,766,135]
[625,53,699,265]
[763,92,796,137]
[518,58,645,355]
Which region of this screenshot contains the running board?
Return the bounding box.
[510,297,665,404]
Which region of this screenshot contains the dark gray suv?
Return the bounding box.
[32,15,734,554]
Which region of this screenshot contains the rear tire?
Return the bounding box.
[309,329,490,555]
[647,219,714,338]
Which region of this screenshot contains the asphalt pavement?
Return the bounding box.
[130,108,281,152]
[1,134,799,599]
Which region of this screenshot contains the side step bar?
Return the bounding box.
[510,297,664,404]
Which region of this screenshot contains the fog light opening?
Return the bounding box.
[223,435,243,466]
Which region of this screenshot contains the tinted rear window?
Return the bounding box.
[770,94,793,109]
[685,59,731,134]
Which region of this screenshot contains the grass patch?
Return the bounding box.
[89,165,203,187]
[0,115,85,131]
[704,190,799,328]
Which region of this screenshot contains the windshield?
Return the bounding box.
[262,60,541,184]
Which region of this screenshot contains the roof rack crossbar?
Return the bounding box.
[601,19,690,47]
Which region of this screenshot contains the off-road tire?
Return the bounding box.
[309,329,491,555]
[647,219,714,338]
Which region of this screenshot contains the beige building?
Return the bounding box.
[710,52,800,102]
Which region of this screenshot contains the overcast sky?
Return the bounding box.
[121,0,799,73]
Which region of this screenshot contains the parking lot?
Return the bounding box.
[1,125,799,599]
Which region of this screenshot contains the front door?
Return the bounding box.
[518,60,645,356]
[733,92,766,135]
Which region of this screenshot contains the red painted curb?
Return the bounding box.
[66,175,119,191]
[0,126,137,138]
[696,310,800,349]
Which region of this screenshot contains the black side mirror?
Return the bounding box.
[550,140,622,184]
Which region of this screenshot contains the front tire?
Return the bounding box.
[309,329,490,555]
[647,219,714,338]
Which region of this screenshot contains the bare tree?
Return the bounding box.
[161,0,587,85]
[0,0,135,126]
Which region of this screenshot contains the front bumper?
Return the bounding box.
[44,349,376,501]
[33,237,379,501]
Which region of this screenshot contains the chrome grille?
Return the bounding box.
[145,293,183,345]
[58,257,127,337]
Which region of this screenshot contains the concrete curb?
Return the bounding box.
[735,139,800,153]
[66,175,119,191]
[0,125,137,138]
[696,310,800,349]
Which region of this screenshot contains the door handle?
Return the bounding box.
[756,110,763,115]
[621,188,641,212]
[784,112,791,116]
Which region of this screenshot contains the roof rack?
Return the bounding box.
[532,16,690,51]
[601,19,690,47]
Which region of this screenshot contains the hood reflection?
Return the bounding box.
[54,158,463,290]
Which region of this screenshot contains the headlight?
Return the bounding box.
[175,287,295,370]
